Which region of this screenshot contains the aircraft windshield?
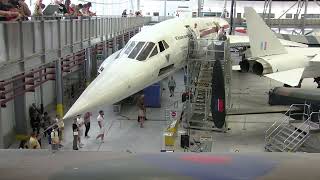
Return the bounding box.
[115,41,136,59]
[124,41,136,55]
[136,42,155,61]
[128,42,146,59]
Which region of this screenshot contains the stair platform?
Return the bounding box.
[290,121,320,133]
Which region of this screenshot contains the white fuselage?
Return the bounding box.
[64,17,229,119]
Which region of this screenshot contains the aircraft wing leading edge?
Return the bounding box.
[265,68,305,87]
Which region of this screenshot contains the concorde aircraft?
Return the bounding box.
[64,17,231,119]
[63,8,314,119]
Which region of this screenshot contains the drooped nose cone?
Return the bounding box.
[63,59,153,119]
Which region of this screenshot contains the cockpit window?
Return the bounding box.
[149,46,158,58]
[136,42,155,61]
[125,41,136,55]
[158,41,165,52]
[163,40,169,49]
[128,42,145,59]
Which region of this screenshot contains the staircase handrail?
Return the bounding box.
[288,103,311,121]
[290,112,320,151]
[265,104,306,140]
[283,118,311,151]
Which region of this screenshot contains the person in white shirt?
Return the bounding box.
[76,114,84,147]
[55,114,64,147]
[194,23,200,39]
[51,126,59,151]
[96,110,106,142]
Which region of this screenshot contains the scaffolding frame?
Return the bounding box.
[183,37,232,132]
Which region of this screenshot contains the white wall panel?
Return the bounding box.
[42,81,56,108]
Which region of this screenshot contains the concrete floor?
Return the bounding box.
[9,57,320,153]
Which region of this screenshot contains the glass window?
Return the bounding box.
[136,42,155,61]
[149,46,158,58]
[159,41,165,52]
[286,14,292,19]
[128,42,145,59]
[124,41,136,54]
[163,40,169,49]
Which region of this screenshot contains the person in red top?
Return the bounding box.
[0,1,21,21]
[64,0,74,15]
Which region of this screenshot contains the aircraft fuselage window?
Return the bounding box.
[163,40,169,49]
[128,42,145,59]
[136,42,155,61]
[149,46,158,58]
[158,41,165,52]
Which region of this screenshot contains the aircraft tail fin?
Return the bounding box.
[244,7,287,57]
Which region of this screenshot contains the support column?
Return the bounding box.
[85,47,92,86]
[39,70,44,113]
[0,109,3,148]
[164,0,167,16]
[229,0,235,35]
[198,0,202,17]
[267,0,272,26]
[137,0,140,10]
[55,59,63,118]
[302,0,308,35]
[121,34,125,49]
[91,48,97,78]
[13,79,27,135]
[113,36,118,53]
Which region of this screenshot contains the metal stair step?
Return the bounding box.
[196,99,204,102]
[265,143,282,152]
[194,104,205,108]
[272,138,285,147]
[270,142,287,152]
[275,134,302,143]
[271,138,296,151]
[280,128,306,138]
[193,110,205,114]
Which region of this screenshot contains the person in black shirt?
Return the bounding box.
[72,118,79,150]
[29,103,41,134]
[121,9,127,17]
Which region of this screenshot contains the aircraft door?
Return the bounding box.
[186,26,199,57]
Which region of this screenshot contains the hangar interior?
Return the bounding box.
[1,0,320,159]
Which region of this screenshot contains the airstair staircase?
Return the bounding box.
[188,64,215,130]
[265,104,320,152]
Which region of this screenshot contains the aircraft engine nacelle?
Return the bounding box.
[239,58,273,75]
[252,58,273,75]
[243,54,307,76]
